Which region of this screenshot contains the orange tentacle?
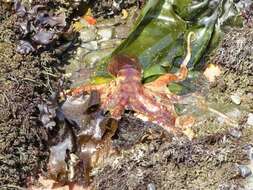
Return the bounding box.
[145,66,188,88]
[70,84,106,96]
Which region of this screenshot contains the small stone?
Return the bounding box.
[217,109,240,126]
[81,41,98,51]
[203,64,221,82]
[226,108,241,119]
[147,183,156,190]
[247,113,253,126]
[82,49,113,68]
[115,25,130,39]
[75,47,90,61]
[65,59,81,74]
[230,94,241,105]
[99,39,122,49]
[79,28,97,43]
[228,128,242,139]
[97,28,113,41]
[238,165,252,178]
[249,147,253,160]
[96,19,120,28]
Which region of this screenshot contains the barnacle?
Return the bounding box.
[70,32,196,134]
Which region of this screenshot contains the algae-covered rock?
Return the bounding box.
[210,27,253,75]
[207,27,253,111]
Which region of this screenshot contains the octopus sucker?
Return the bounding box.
[69,32,196,135]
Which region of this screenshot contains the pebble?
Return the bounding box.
[147,183,156,190]
[217,108,241,125]
[79,28,97,43]
[68,5,137,89]
[114,25,130,39]
[238,165,252,178]
[65,59,81,74]
[228,128,242,139]
[96,18,121,28]
[75,47,90,61]
[97,28,113,42]
[226,108,241,119]
[230,94,241,105]
[99,39,122,49]
[247,113,253,126]
[81,41,99,51]
[82,49,113,67]
[249,147,253,160]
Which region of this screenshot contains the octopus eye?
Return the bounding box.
[107,54,142,76]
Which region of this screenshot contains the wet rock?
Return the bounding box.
[99,39,122,49]
[96,18,120,28]
[65,59,81,77]
[75,47,90,61]
[210,27,253,75]
[217,108,241,125]
[238,165,252,178]
[228,128,242,139]
[147,183,156,190]
[247,113,253,126]
[82,49,113,67]
[82,52,100,67]
[114,25,130,39]
[79,28,97,43]
[230,94,241,105]
[81,41,99,51]
[97,28,113,41]
[226,108,242,119]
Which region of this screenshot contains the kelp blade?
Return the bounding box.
[92,0,242,83]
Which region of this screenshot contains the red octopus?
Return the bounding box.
[70,32,196,134]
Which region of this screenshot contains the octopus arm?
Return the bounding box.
[70,83,107,96]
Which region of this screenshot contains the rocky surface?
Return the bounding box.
[1,1,253,189]
[66,5,140,88]
[0,1,74,188]
[208,27,253,112]
[57,4,253,189]
[0,24,50,188]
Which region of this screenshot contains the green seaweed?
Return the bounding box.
[92,0,242,84]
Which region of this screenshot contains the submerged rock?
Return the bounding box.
[97,28,113,41]
[238,165,252,178]
[81,41,99,50]
[79,28,97,43]
[231,94,241,105]
[147,183,156,190]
